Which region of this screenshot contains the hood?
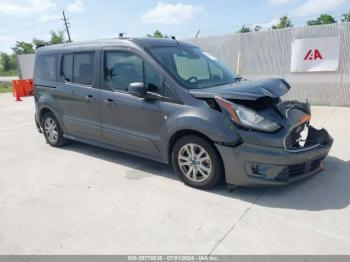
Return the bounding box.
[189,78,290,100]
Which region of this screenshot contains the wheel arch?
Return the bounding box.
[39,107,54,123]
[37,104,67,133]
[167,129,223,166]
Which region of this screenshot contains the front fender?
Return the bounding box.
[164,102,242,145]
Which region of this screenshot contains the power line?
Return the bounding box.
[175,14,346,39]
[0,3,348,41]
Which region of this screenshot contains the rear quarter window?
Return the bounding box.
[35,54,58,81]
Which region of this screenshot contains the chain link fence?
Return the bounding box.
[187,22,350,106]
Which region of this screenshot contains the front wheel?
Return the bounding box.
[172,135,224,189]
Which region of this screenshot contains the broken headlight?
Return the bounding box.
[215,96,281,132]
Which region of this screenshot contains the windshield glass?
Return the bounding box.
[148,46,237,89]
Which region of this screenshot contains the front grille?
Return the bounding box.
[310,158,323,171]
[276,160,322,182]
[289,163,306,177]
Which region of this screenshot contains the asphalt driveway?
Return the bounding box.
[0,93,349,254]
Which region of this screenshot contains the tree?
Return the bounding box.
[49,30,66,45]
[307,14,337,26]
[32,38,47,49]
[254,25,262,32]
[272,15,293,29]
[238,25,251,33]
[341,11,350,22]
[11,41,34,54]
[0,52,11,71]
[0,52,17,72]
[147,30,164,38]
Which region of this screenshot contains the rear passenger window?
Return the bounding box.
[73,52,95,85]
[61,52,95,86]
[35,54,58,81]
[62,54,73,82]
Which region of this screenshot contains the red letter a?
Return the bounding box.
[314,49,323,60]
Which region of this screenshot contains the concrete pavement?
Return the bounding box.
[0,93,349,254]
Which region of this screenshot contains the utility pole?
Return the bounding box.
[195,30,200,39]
[62,10,72,42]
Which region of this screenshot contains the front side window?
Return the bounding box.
[144,62,162,93]
[149,47,237,89]
[105,51,162,94]
[61,52,95,86]
[35,54,58,81]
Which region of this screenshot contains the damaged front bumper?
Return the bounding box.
[216,125,333,187]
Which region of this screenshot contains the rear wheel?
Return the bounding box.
[172,135,224,189]
[42,112,66,147]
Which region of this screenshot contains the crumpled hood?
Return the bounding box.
[189,78,291,100]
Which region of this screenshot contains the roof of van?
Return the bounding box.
[36,37,195,52]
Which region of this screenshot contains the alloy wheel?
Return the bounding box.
[177,143,212,182]
[44,117,58,144]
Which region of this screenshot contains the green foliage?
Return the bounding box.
[32,38,47,49]
[32,30,67,49]
[0,52,17,74]
[49,30,66,44]
[254,25,262,32]
[0,52,10,72]
[341,11,350,22]
[0,69,17,76]
[0,82,11,93]
[272,16,293,29]
[307,14,337,26]
[0,30,68,76]
[147,30,164,38]
[11,41,34,55]
[238,25,251,33]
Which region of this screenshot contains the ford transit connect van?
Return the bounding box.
[34,37,333,190]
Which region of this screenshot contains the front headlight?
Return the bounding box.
[215,96,281,132]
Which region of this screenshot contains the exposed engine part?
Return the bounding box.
[285,124,332,152]
[276,100,311,118]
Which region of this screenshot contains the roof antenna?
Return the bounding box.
[119,33,127,38]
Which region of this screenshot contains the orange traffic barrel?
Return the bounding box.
[12,79,33,98]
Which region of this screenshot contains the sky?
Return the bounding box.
[0,0,349,53]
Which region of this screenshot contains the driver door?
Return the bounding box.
[100,49,165,158]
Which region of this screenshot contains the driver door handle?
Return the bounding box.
[84,95,96,102]
[104,98,116,106]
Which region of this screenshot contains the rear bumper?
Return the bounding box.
[216,130,333,187]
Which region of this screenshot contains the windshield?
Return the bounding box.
[148,46,237,89]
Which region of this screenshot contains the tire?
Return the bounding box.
[41,112,66,147]
[172,135,224,189]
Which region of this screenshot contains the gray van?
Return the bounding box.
[34,37,333,190]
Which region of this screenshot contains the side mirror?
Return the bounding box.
[128,82,146,97]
